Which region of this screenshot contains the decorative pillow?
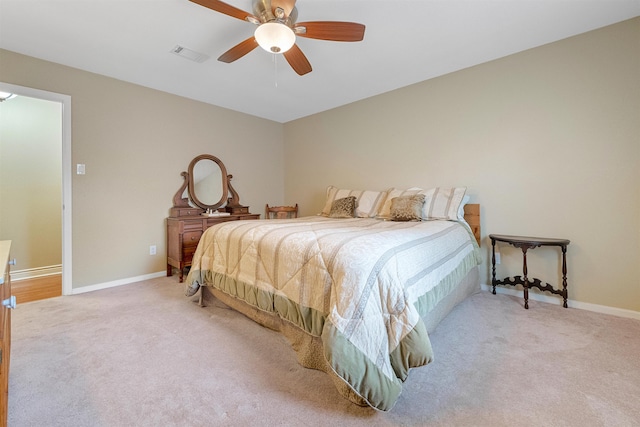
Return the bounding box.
[321,186,387,218]
[389,194,426,221]
[419,187,467,220]
[377,187,423,219]
[329,196,357,218]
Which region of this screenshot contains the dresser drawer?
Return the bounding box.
[183,230,202,246]
[226,205,250,214]
[170,207,203,217]
[182,219,205,231]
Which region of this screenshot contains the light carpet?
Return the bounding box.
[8,276,640,426]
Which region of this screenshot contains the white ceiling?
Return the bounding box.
[1,0,638,123]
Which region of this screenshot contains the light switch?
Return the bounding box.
[76,164,85,175]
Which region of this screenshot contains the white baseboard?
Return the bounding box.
[12,265,62,281]
[60,274,640,321]
[71,271,167,295]
[480,283,640,321]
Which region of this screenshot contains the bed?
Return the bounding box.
[184,186,482,411]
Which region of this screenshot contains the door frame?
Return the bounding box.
[0,82,72,295]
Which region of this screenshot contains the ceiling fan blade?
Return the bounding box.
[189,0,257,22]
[295,21,365,42]
[217,37,259,63]
[283,44,312,76]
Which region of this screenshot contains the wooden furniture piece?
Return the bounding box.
[463,204,481,246]
[265,204,298,219]
[167,155,258,282]
[1,241,16,426]
[490,234,570,309]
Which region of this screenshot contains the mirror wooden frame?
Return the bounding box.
[187,154,228,210]
[172,154,243,211]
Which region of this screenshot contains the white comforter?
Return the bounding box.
[186,216,481,411]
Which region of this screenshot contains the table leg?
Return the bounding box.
[491,238,497,294]
[522,247,529,309]
[561,245,568,308]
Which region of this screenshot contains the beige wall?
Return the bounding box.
[284,18,640,311]
[0,96,62,270]
[0,18,638,312]
[0,49,284,289]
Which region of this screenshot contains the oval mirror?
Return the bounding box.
[187,154,229,210]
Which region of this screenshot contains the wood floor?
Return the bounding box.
[12,274,62,304]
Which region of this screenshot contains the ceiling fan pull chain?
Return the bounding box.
[273,53,278,88]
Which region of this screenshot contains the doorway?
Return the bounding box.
[0,82,72,296]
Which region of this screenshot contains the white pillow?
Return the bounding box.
[457,194,471,221]
[377,187,423,219]
[320,186,388,218]
[419,187,467,221]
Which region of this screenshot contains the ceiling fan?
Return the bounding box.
[189,0,366,76]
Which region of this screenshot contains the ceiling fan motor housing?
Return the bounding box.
[253,0,298,27]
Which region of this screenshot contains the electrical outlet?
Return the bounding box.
[149,245,157,255]
[495,251,501,264]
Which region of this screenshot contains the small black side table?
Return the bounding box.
[490,234,570,309]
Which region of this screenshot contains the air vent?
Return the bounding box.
[171,45,210,63]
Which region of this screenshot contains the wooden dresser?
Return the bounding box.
[167,154,260,282]
[0,240,15,426]
[166,208,258,282]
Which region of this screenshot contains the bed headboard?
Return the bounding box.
[463,204,481,246]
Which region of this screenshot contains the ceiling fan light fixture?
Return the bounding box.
[254,22,295,54]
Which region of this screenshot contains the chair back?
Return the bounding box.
[265,204,298,219]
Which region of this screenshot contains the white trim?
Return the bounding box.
[0,82,73,295]
[71,271,166,295]
[481,284,640,321]
[11,265,62,281]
